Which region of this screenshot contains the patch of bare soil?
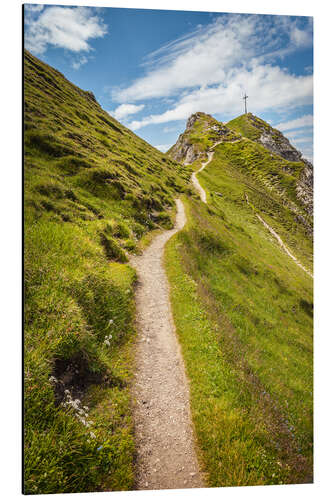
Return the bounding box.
[130,199,204,490]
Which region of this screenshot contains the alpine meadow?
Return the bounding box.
[23,5,313,495]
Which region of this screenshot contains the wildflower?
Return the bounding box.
[90,432,96,439]
[108,319,114,326]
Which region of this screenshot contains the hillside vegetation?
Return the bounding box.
[166,113,313,485]
[24,50,191,494]
[24,48,313,492]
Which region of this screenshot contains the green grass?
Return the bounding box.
[200,145,313,270]
[168,112,240,158]
[165,158,313,486]
[227,113,263,141]
[25,49,313,492]
[24,50,191,494]
[166,108,312,488]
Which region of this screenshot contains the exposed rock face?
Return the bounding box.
[169,113,208,164]
[296,160,313,216]
[171,135,202,165]
[169,112,238,164]
[246,114,313,216]
[248,113,302,162]
[169,111,313,223]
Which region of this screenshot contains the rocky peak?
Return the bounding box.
[169,112,239,164]
[247,113,303,163]
[186,112,211,129]
[247,114,313,215]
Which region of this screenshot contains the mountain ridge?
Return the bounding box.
[168,111,313,227]
[24,50,313,493]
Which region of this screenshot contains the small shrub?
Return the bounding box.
[113,220,131,238]
[100,233,128,262]
[299,299,313,317]
[132,222,145,238]
[122,239,136,251]
[152,211,173,229]
[104,220,131,238]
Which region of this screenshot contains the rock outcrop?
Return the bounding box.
[169,111,313,225]
[168,112,239,164]
[246,114,313,216]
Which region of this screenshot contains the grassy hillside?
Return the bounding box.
[24,50,191,494]
[166,117,313,486]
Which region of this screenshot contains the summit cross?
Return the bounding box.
[243,93,248,114]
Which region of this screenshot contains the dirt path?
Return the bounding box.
[244,194,312,277]
[191,151,214,203]
[191,140,225,203]
[130,199,204,491]
[256,214,313,278]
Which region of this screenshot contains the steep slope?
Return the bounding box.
[168,112,240,163]
[166,112,313,486]
[170,112,313,234]
[227,113,313,216]
[24,50,191,494]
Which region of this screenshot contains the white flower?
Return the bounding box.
[90,432,96,439]
[108,319,114,326]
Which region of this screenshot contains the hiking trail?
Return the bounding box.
[190,140,224,203]
[130,199,204,491]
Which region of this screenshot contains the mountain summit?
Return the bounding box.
[169,112,313,224]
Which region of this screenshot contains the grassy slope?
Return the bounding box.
[227,113,264,141]
[166,119,313,486]
[24,50,191,494]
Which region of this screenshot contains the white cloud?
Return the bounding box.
[286,128,313,139]
[154,144,172,153]
[24,6,107,55]
[111,104,145,121]
[290,26,312,48]
[274,115,313,131]
[114,15,312,104]
[72,55,89,70]
[290,137,313,145]
[129,67,313,130]
[163,125,180,133]
[25,5,44,13]
[285,134,313,162]
[112,15,313,130]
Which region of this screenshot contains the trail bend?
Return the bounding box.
[191,144,312,278]
[190,140,224,203]
[130,199,204,491]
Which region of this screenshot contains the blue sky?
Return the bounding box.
[24,4,313,161]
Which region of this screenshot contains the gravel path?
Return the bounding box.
[256,214,313,277]
[191,151,214,203]
[130,199,204,491]
[244,194,312,277]
[191,140,225,203]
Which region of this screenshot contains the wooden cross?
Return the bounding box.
[243,92,248,114]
